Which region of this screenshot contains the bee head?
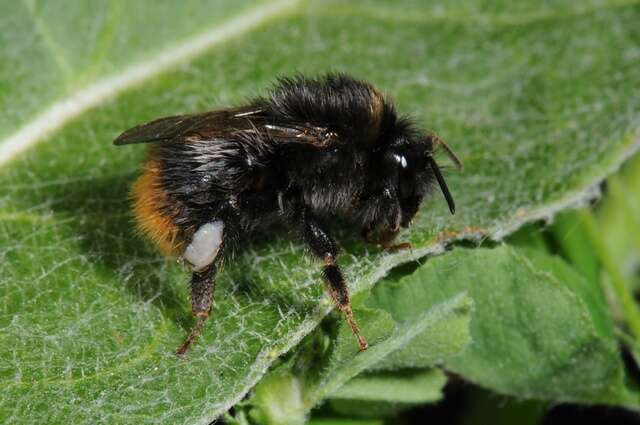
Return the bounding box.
[385,131,461,227]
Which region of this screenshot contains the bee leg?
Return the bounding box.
[176,220,225,356]
[361,224,412,252]
[304,215,369,351]
[361,223,378,244]
[176,263,218,356]
[360,187,411,252]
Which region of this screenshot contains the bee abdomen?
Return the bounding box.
[132,154,184,256]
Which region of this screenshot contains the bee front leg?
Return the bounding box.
[362,224,411,252]
[361,187,412,252]
[302,213,368,351]
[362,219,398,246]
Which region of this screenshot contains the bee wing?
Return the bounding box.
[114,106,338,148]
[113,107,264,145]
[236,122,338,149]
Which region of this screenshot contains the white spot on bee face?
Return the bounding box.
[184,221,224,271]
[394,154,408,168]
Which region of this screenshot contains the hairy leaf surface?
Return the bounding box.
[1,0,639,423]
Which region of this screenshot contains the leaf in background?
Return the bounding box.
[380,245,634,405]
[248,307,396,425]
[550,211,601,288]
[596,154,640,293]
[1,0,640,423]
[0,0,282,143]
[365,271,472,372]
[247,294,471,424]
[328,369,447,418]
[330,369,446,404]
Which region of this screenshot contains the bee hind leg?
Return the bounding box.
[176,220,225,356]
[176,263,219,356]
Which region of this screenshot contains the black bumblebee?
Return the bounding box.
[114,73,461,355]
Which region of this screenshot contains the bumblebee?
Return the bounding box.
[115,73,461,355]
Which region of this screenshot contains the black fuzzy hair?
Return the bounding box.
[256,73,400,144]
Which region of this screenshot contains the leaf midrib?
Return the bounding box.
[0,0,301,167]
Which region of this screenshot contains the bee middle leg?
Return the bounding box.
[303,214,369,351]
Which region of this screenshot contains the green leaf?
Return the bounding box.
[550,211,600,287]
[331,369,446,403]
[327,369,447,418]
[365,274,472,372]
[391,245,634,405]
[0,0,286,143]
[248,307,397,425]
[2,1,640,423]
[326,399,419,420]
[596,154,640,293]
[310,294,471,406]
[247,293,471,423]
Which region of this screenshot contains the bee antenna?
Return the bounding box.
[430,134,463,171]
[428,155,456,215]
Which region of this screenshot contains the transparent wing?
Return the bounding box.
[113,107,263,145]
[113,106,339,148]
